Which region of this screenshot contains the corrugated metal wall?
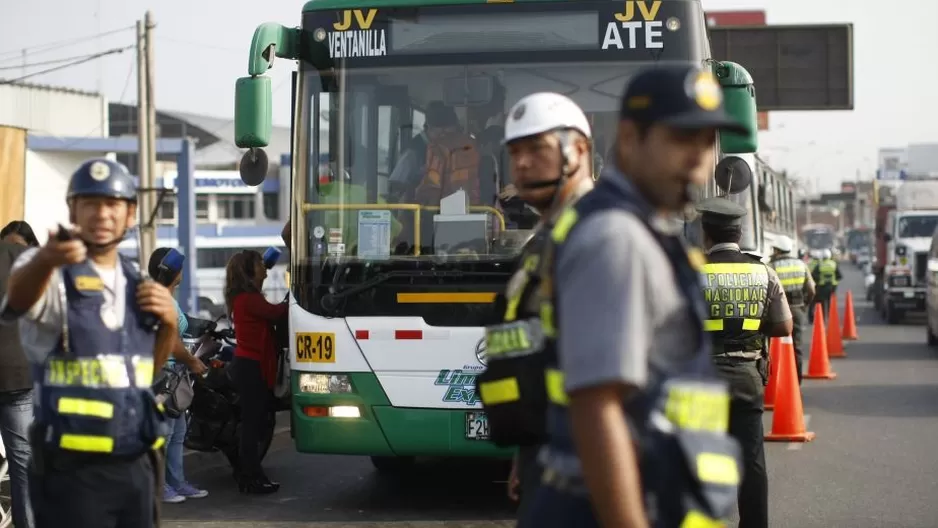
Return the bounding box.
[0,84,109,240]
[0,84,108,137]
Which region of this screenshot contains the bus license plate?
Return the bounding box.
[466,412,489,440]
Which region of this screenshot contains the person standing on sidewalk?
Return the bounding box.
[148,247,209,504]
[0,234,36,528]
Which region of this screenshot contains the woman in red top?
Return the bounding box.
[224,250,287,494]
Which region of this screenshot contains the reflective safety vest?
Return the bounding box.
[770,256,808,306]
[702,250,769,356]
[476,182,592,448]
[34,257,168,457]
[818,258,839,286]
[534,176,741,527]
[475,228,554,447]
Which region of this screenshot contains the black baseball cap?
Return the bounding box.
[619,64,748,135]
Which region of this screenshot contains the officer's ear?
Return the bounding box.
[125,202,138,230]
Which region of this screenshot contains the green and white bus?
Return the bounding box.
[232,0,760,473]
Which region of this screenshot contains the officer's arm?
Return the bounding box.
[835,264,843,280]
[557,213,650,528]
[803,268,816,305]
[762,269,793,337]
[5,247,58,316]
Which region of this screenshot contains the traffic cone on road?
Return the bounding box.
[764,337,782,410]
[804,304,837,380]
[827,296,846,358]
[765,335,815,442]
[842,290,859,341]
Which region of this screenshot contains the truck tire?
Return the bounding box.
[370,456,415,474]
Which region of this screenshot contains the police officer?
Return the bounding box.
[697,198,793,528]
[516,65,746,527]
[812,248,842,323]
[769,235,815,385]
[475,92,595,520]
[1,158,178,528]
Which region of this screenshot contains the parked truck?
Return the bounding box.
[875,180,938,324]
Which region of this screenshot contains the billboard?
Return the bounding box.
[709,24,854,111]
[705,11,769,130]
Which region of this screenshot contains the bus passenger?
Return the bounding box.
[224,250,287,494]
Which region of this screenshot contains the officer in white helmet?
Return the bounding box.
[475,92,595,520]
[768,235,815,385]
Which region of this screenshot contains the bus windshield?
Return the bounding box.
[290,1,707,322]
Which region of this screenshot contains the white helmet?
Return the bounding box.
[771,235,793,253]
[503,92,592,145]
[822,249,832,259]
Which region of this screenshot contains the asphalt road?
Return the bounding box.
[165,265,938,528]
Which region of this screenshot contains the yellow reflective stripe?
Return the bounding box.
[59,434,114,453]
[681,510,726,528]
[486,326,532,357]
[545,368,569,406]
[701,262,766,276]
[152,436,166,450]
[703,319,760,331]
[56,397,114,419]
[132,357,155,387]
[550,208,578,243]
[479,377,520,405]
[663,386,730,434]
[779,277,805,287]
[774,265,803,273]
[539,302,555,337]
[696,452,740,486]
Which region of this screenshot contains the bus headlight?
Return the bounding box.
[298,373,353,394]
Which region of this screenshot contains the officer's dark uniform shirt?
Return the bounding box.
[698,198,791,357]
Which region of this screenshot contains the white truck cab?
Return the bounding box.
[882,181,938,324]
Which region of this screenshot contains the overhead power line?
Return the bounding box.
[0,46,133,85]
[0,26,134,62]
[0,46,132,71]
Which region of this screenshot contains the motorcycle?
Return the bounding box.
[181,315,277,474]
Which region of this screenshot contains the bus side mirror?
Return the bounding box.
[714,61,758,154]
[235,76,273,150]
[714,156,752,194]
[235,76,273,186]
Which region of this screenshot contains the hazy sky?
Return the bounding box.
[2,0,936,193]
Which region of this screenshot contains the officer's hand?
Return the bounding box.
[38,227,86,267]
[136,280,178,327]
[507,457,521,502]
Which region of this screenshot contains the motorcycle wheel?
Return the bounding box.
[223,411,276,475]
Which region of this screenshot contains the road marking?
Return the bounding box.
[786,414,811,451]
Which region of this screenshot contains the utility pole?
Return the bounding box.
[136,12,158,267]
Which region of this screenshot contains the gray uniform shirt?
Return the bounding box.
[556,208,697,394]
[0,247,128,365]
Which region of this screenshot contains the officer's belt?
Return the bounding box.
[483,318,548,360]
[712,351,761,360]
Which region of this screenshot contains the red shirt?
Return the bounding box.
[232,292,288,388]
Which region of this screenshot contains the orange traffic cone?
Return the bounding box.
[764,337,782,410]
[827,296,846,358]
[842,290,858,341]
[804,304,837,380]
[765,334,815,442]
